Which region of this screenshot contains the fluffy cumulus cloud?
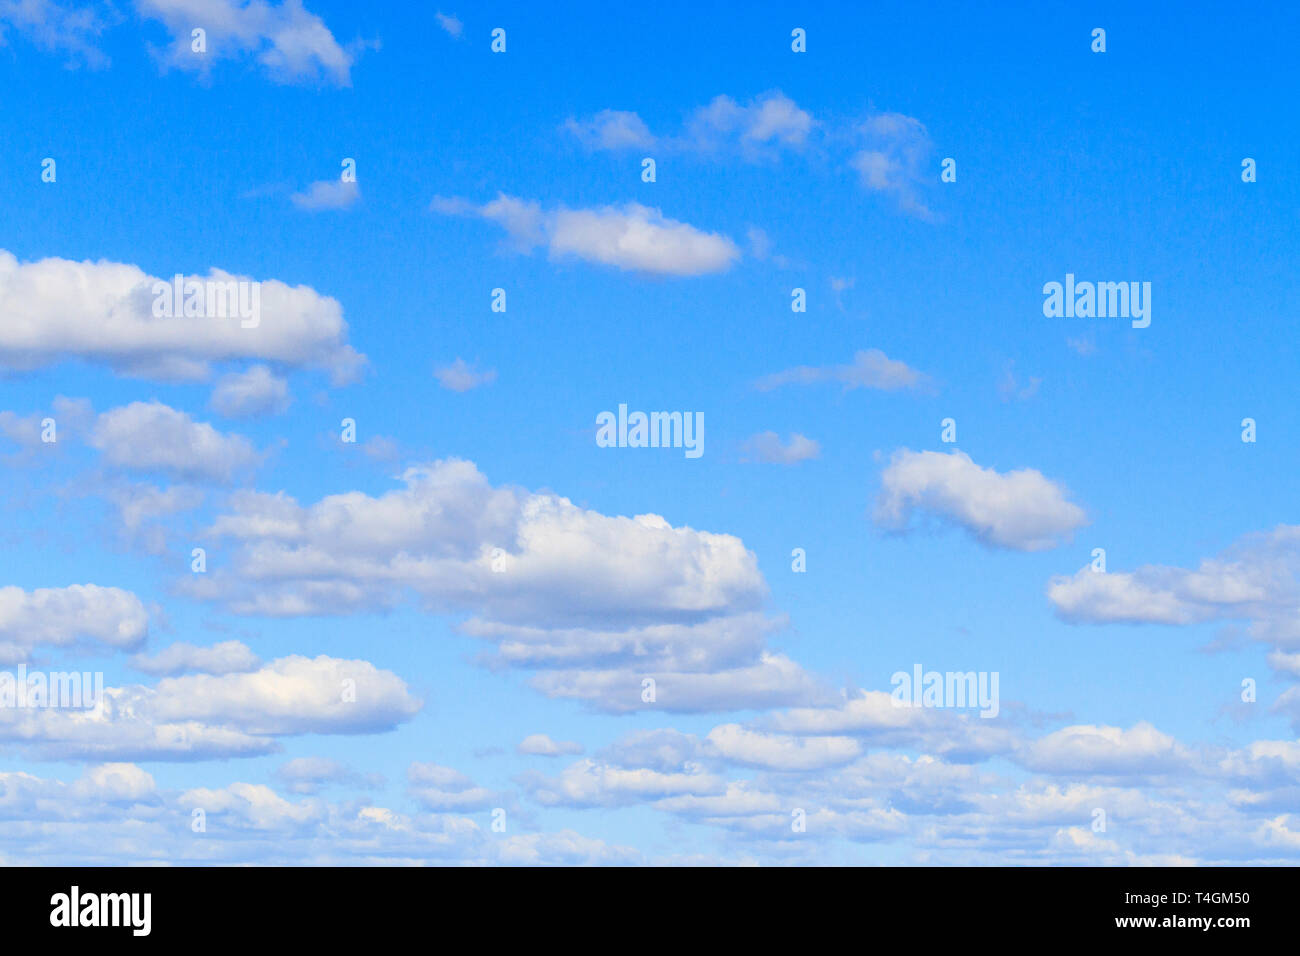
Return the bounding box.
[0,250,364,383]
[90,401,262,482]
[209,365,291,418]
[874,449,1087,551]
[179,458,825,713]
[1014,723,1197,777]
[433,195,740,276]
[137,0,357,85]
[0,655,420,761]
[0,584,148,659]
[1047,525,1300,641]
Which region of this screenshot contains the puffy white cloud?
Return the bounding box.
[1047,567,1200,625]
[0,655,420,760]
[138,0,356,85]
[194,458,766,625]
[0,249,364,383]
[1047,526,1300,644]
[0,584,148,656]
[147,654,421,735]
[1015,722,1195,776]
[740,431,820,464]
[131,640,261,676]
[766,690,1017,761]
[90,401,261,482]
[755,349,927,392]
[433,195,740,276]
[875,449,1086,551]
[209,365,291,418]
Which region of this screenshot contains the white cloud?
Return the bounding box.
[147,654,422,735]
[291,179,359,210]
[705,724,860,771]
[434,358,496,392]
[0,249,364,383]
[0,584,148,656]
[564,92,815,158]
[210,365,291,418]
[434,195,740,276]
[755,349,928,392]
[185,459,819,714]
[1047,527,1300,642]
[407,762,498,811]
[850,112,935,217]
[90,401,261,482]
[1015,723,1195,776]
[563,109,655,150]
[131,640,261,676]
[685,92,815,152]
[275,756,377,794]
[517,734,584,757]
[0,0,109,66]
[522,757,724,808]
[138,0,356,85]
[434,12,462,38]
[740,431,820,464]
[529,652,828,714]
[875,449,1086,551]
[0,653,419,762]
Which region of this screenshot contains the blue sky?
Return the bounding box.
[0,0,1298,865]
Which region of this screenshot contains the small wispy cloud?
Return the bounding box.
[291,179,360,211]
[741,431,821,465]
[756,349,928,393]
[435,358,496,392]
